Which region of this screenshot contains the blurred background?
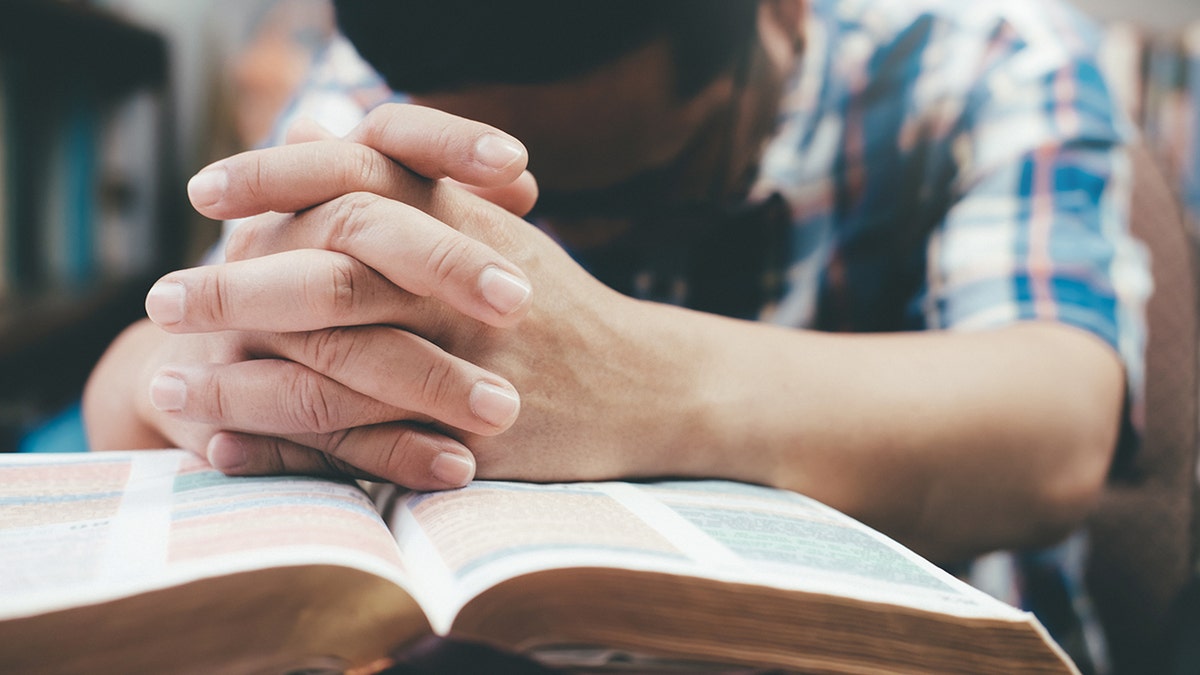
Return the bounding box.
[0,0,1198,452]
[0,0,335,451]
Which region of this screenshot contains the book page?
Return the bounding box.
[385,481,695,632]
[384,479,1025,632]
[0,451,409,620]
[624,481,1016,617]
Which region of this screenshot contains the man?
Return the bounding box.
[85,0,1148,668]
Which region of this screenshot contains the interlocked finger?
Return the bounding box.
[207,424,477,490]
[224,191,533,326]
[188,104,528,222]
[148,359,406,435]
[249,325,521,436]
[146,249,422,334]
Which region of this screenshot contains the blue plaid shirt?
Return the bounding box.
[255,0,1151,671]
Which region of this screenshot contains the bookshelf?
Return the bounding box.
[0,0,182,449]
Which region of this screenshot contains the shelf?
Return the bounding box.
[0,274,157,357]
[0,274,159,431]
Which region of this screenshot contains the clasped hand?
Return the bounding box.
[141,105,643,489]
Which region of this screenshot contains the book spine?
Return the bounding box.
[37,92,102,290]
[64,96,98,286]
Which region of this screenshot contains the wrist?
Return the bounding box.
[606,300,753,482]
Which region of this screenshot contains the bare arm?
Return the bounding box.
[616,304,1122,562]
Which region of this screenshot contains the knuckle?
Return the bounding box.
[340,144,385,192]
[321,428,351,458]
[206,369,231,423]
[377,428,423,482]
[305,255,359,323]
[431,123,466,161]
[234,154,271,204]
[324,192,376,252]
[284,369,339,433]
[417,356,459,413]
[301,328,354,377]
[195,268,235,326]
[318,430,363,477]
[423,231,477,290]
[257,437,291,475]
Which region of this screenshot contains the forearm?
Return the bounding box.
[627,302,1124,563]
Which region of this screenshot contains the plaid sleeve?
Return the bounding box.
[920,5,1152,424]
[261,34,396,146]
[889,9,1154,667]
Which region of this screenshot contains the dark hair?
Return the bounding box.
[333,0,760,99]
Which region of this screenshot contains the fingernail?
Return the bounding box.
[145,282,186,325]
[207,434,247,472]
[479,266,531,315]
[149,373,187,412]
[188,166,228,208]
[431,452,475,487]
[470,381,521,427]
[473,134,524,171]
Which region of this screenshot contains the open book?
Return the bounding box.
[0,450,1077,674]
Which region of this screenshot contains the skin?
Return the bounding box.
[84,0,1125,563]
